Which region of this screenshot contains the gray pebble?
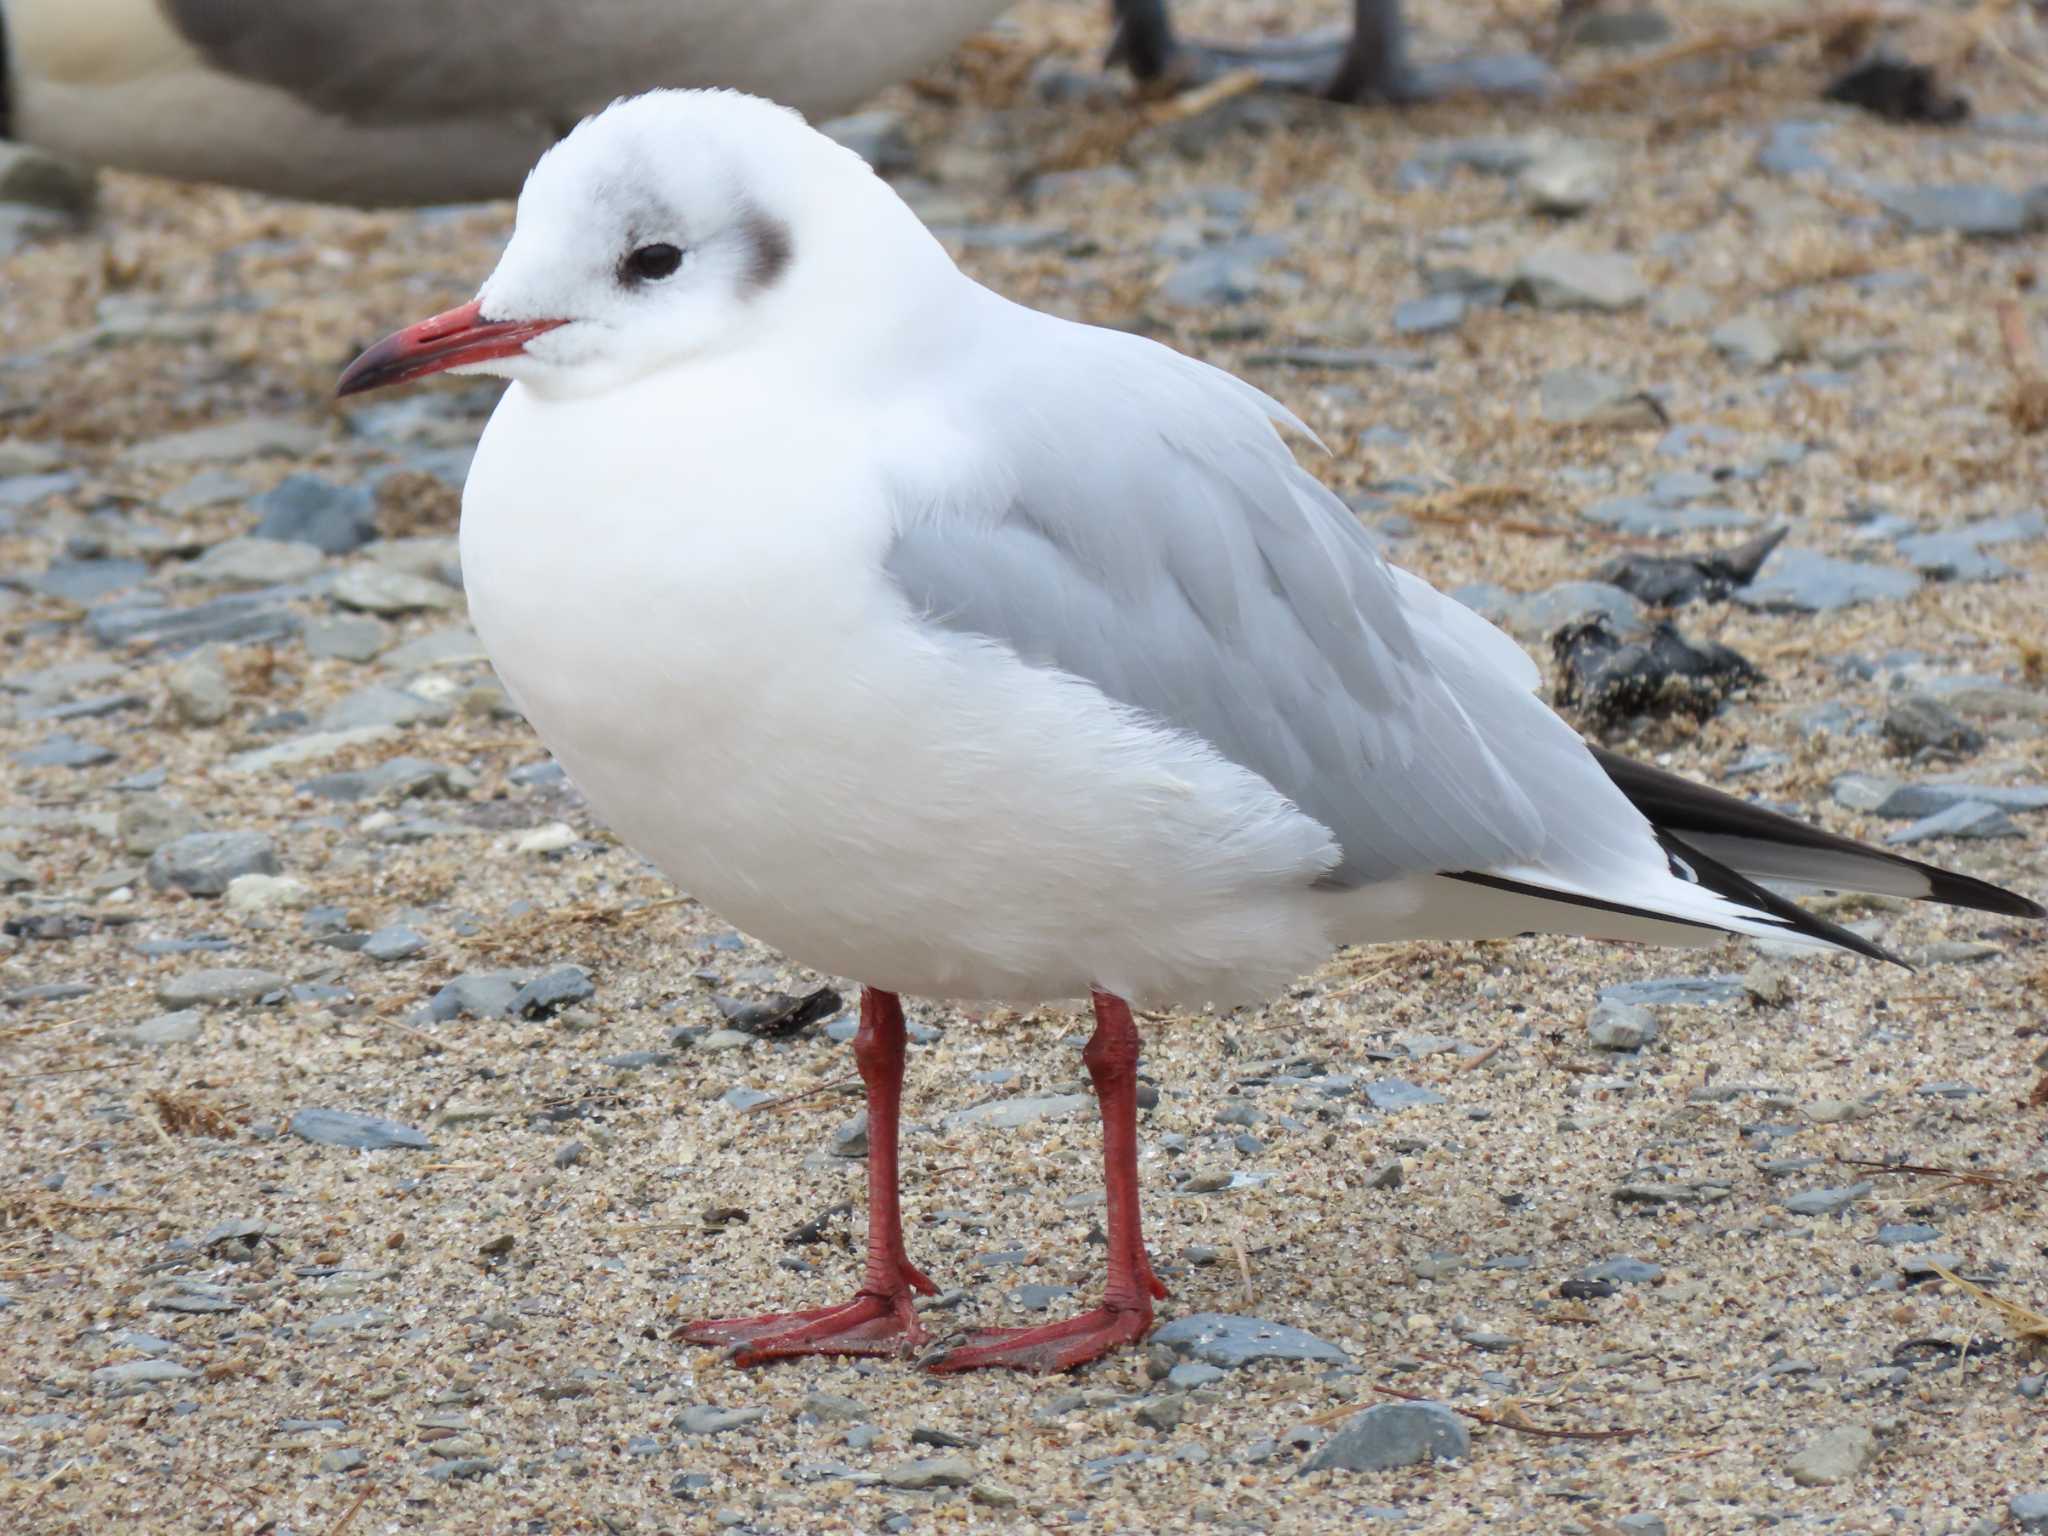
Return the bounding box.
[330,564,459,615]
[1877,183,2034,238]
[304,615,389,662]
[1151,1313,1348,1369]
[1510,245,1647,311]
[250,474,378,554]
[287,1108,433,1150]
[675,1404,768,1435]
[118,416,323,468]
[1875,1224,1939,1245]
[1785,1424,1879,1486]
[511,965,595,1017]
[156,967,285,1008]
[426,970,534,1021]
[89,592,302,653]
[1300,1402,1469,1474]
[1392,293,1466,336]
[1882,695,1984,756]
[318,685,450,732]
[802,1392,870,1424]
[876,1454,972,1489]
[128,1010,203,1046]
[1883,801,2019,846]
[1363,1078,1447,1111]
[552,1141,586,1169]
[1587,1001,1657,1051]
[1582,1256,1662,1284]
[1783,1182,1873,1217]
[942,1093,1089,1130]
[166,654,234,726]
[146,830,279,896]
[1538,368,1662,428]
[91,1360,196,1390]
[321,1449,365,1474]
[2014,1494,2048,1535]
[1156,234,1292,307]
[1738,548,1921,612]
[13,733,116,768]
[175,536,324,590]
[828,1112,869,1158]
[363,925,428,963]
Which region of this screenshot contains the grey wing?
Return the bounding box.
[884,315,1559,888]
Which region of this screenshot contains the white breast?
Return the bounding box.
[461,378,1343,1007]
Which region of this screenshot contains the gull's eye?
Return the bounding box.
[621,243,684,283]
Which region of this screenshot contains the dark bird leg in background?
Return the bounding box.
[1110,0,1552,105]
[931,990,1166,1373]
[682,987,936,1362]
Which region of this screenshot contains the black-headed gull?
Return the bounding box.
[337,89,2042,1373]
[4,0,1007,203]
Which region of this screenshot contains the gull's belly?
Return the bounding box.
[465,540,1336,1006]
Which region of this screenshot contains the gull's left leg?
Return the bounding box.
[928,990,1166,1373]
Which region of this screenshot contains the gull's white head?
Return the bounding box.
[339,89,934,401]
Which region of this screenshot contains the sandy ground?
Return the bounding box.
[2,2,2046,1533]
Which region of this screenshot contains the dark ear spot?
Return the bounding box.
[740,207,793,297]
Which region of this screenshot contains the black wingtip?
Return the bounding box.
[1591,745,2045,922]
[1658,831,1909,968]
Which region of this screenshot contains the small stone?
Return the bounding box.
[1151,1313,1348,1369]
[156,968,285,1008]
[128,1010,202,1046]
[1804,1098,1877,1124]
[1135,1394,1186,1431]
[321,1449,365,1474]
[1587,1001,1657,1051]
[166,653,234,726]
[516,822,578,856]
[1785,1425,1879,1487]
[1649,283,1714,329]
[1363,1078,1447,1111]
[426,971,532,1021]
[971,1482,1021,1509]
[317,685,450,733]
[331,565,459,615]
[224,873,312,913]
[13,733,116,768]
[92,1360,197,1390]
[675,1404,768,1435]
[1365,1159,1404,1190]
[802,1392,871,1424]
[1885,801,2019,846]
[1521,141,1614,215]
[1783,1182,1873,1217]
[1300,1402,1469,1474]
[1877,183,2032,238]
[1738,547,1921,613]
[1582,1256,1662,1284]
[1538,368,1664,428]
[363,925,428,963]
[88,592,301,653]
[1711,312,1791,369]
[147,831,280,896]
[304,615,389,663]
[287,1108,433,1150]
[828,1113,869,1158]
[176,537,325,591]
[251,474,378,554]
[1156,234,1292,307]
[2013,1493,2048,1535]
[117,796,205,857]
[877,1455,973,1490]
[1883,695,1984,756]
[511,965,595,1017]
[1391,293,1467,336]
[1510,245,1648,310]
[1875,1223,1940,1245]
